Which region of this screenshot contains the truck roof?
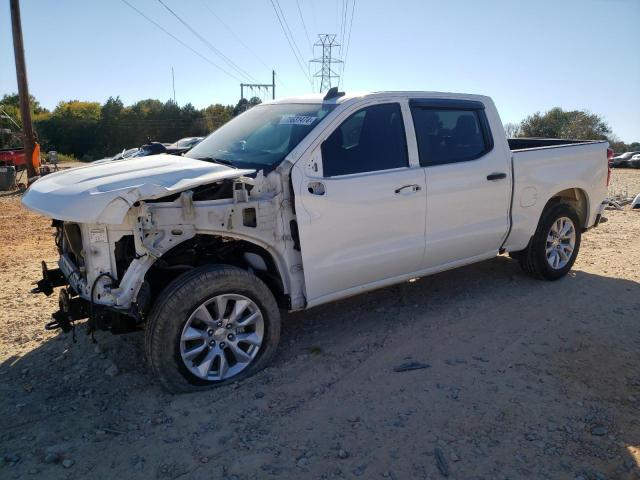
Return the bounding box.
[265,90,492,105]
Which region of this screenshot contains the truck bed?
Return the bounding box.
[503,140,609,253]
[508,137,603,151]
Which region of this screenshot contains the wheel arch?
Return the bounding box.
[546,187,590,229]
[143,233,291,309]
[505,186,590,254]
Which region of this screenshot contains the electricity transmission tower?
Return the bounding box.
[310,34,342,93]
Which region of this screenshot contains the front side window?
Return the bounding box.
[410,106,492,166]
[186,103,337,171]
[321,103,408,177]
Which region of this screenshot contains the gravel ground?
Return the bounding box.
[1,169,639,480]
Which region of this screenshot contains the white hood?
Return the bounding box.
[22,154,253,224]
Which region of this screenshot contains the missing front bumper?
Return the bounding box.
[32,261,141,335]
[30,261,67,296]
[45,288,89,333]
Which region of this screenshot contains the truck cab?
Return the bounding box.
[292,93,514,306]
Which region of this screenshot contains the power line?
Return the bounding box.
[198,0,271,72]
[198,0,291,92]
[341,0,356,87]
[273,0,307,73]
[269,0,312,85]
[296,0,313,54]
[119,0,242,82]
[334,0,341,42]
[156,0,260,84]
[309,0,319,37]
[339,0,347,56]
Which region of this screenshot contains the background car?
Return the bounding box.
[168,136,203,149]
[129,141,192,158]
[112,147,140,161]
[629,153,640,168]
[610,151,640,168]
[94,140,195,164]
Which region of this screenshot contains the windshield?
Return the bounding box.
[186,103,337,171]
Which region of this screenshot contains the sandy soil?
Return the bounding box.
[1,170,639,479]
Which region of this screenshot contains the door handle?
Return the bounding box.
[307,181,325,195]
[394,184,422,194]
[486,172,507,181]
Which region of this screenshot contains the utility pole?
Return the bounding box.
[310,34,342,93]
[10,0,37,180]
[171,67,176,103]
[239,71,277,106]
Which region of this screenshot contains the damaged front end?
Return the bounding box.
[23,155,305,337]
[32,219,151,335]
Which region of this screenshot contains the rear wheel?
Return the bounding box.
[145,264,280,393]
[517,202,582,280]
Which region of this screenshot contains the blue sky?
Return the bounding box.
[1,0,639,141]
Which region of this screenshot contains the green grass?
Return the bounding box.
[53,153,77,163]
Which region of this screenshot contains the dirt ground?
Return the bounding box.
[1,169,639,480]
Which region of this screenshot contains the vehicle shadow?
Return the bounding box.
[1,256,638,478]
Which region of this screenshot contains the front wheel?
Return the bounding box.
[145,264,281,393]
[517,202,582,280]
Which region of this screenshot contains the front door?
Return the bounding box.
[292,102,426,305]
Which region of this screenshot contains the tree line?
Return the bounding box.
[0,94,261,160]
[504,108,639,153]
[1,93,638,160]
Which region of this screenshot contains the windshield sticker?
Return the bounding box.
[279,115,317,126]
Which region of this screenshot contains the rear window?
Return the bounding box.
[410,106,492,166]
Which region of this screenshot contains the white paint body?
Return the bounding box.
[22,91,609,313]
[22,155,254,224]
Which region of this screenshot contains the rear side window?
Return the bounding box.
[410,104,493,167]
[321,103,408,177]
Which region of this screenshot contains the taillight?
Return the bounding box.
[606,148,613,187]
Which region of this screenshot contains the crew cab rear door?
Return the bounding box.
[292,100,426,306]
[408,98,511,268]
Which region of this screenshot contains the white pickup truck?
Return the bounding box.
[23,89,611,392]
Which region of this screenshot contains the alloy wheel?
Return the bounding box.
[545,216,576,270]
[179,294,264,381]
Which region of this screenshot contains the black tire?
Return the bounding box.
[517,202,582,281]
[145,264,281,393]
